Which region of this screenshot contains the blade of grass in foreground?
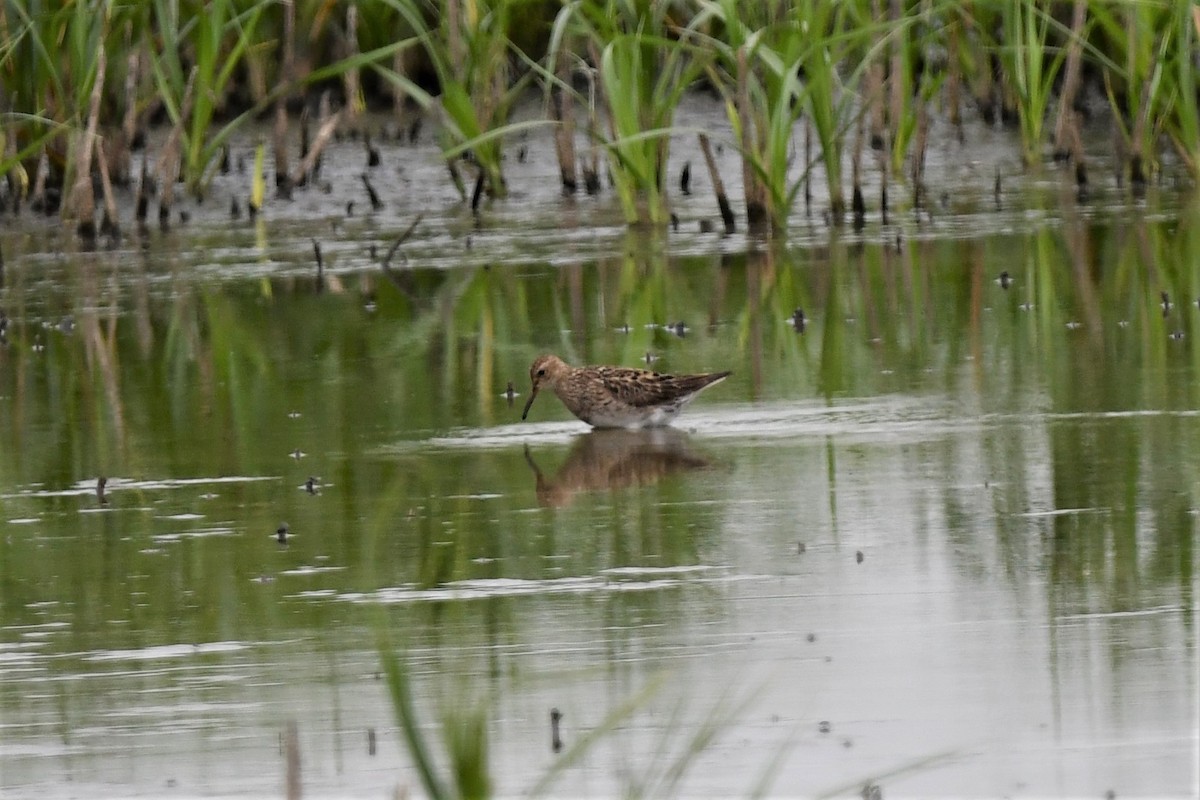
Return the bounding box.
[530,673,773,798]
[379,621,783,799]
[379,641,454,800]
[526,673,669,797]
[812,748,961,800]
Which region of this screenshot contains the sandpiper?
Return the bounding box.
[521,354,730,428]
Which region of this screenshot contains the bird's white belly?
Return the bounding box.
[587,403,682,429]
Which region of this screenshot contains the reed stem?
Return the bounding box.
[553,46,578,194]
[735,46,767,232]
[698,133,734,234]
[157,67,196,227]
[96,139,119,237]
[343,3,362,128]
[1053,0,1088,159]
[69,41,105,238]
[273,0,295,196]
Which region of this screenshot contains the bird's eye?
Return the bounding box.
[536,368,546,377]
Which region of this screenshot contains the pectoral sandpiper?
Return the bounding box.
[520,354,730,429]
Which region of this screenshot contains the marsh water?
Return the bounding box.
[1,103,1198,798]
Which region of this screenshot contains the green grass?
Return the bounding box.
[997,0,1068,166]
[380,0,544,203]
[377,631,781,799]
[147,0,270,193]
[557,0,709,226]
[2,0,1200,232]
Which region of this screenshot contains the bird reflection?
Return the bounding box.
[524,428,712,507]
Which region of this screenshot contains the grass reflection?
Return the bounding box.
[0,195,1196,795]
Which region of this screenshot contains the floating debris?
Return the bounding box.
[290,449,306,460]
[697,133,736,233]
[360,173,383,211]
[471,171,485,214]
[550,708,563,753]
[365,133,380,168]
[818,720,831,734]
[381,215,423,272]
[312,239,324,291]
[855,550,864,564]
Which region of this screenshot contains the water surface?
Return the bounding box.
[1,108,1197,798]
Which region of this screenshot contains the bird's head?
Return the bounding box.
[521,354,568,421]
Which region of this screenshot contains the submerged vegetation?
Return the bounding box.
[3,4,1199,799]
[2,202,1198,794]
[378,638,771,799]
[1,0,1199,237]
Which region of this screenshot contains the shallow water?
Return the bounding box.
[1,104,1197,798]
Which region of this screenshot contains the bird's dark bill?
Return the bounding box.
[521,388,538,420]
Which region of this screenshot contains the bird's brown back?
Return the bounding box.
[592,367,731,408]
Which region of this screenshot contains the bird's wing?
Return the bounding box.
[596,367,726,408]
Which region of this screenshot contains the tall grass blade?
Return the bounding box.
[251,141,265,213]
[378,642,453,800]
